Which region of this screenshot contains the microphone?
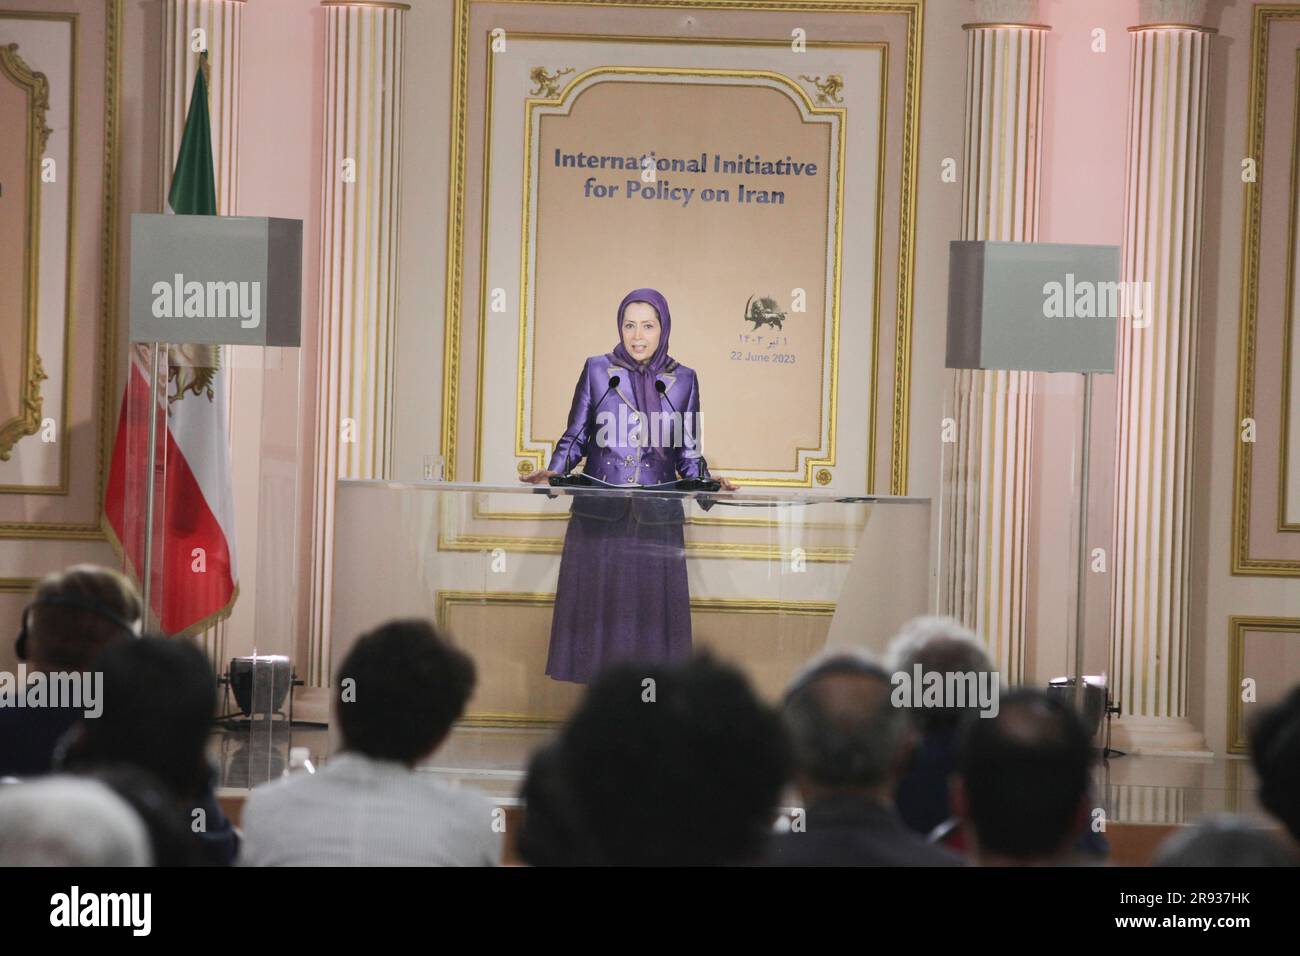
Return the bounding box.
[651,379,677,462]
[654,377,675,413]
[655,379,718,501]
[570,374,619,473]
[655,379,702,464]
[599,374,622,405]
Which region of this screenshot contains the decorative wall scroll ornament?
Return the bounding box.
[165,344,219,405]
[816,469,832,485]
[0,356,46,462]
[0,42,51,462]
[528,66,574,98]
[517,459,534,474]
[799,73,844,105]
[0,43,52,150]
[744,294,788,331]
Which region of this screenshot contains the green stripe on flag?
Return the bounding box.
[168,54,217,216]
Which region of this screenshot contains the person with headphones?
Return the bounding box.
[1,564,142,779]
[3,565,242,865]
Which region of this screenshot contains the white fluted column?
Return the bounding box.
[941,6,1047,681]
[160,0,243,662]
[162,0,242,215]
[308,0,407,685]
[1109,6,1213,752]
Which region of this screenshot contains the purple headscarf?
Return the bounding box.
[607,289,676,455]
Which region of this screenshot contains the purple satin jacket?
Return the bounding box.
[547,355,711,486]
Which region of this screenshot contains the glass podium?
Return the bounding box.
[326,480,934,783]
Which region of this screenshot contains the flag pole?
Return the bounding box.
[125,52,220,634]
[141,341,163,627]
[1072,371,1092,716]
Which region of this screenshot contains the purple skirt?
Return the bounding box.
[546,501,693,683]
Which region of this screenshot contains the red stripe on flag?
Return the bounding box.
[105,360,235,634]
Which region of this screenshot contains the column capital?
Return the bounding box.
[964,0,1048,32]
[966,0,1043,25]
[1131,0,1215,32]
[321,1,412,10]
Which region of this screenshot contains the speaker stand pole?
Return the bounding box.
[1072,372,1093,719]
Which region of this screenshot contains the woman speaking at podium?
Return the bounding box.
[520,288,737,683]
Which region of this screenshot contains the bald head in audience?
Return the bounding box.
[954,688,1093,866]
[783,654,912,801]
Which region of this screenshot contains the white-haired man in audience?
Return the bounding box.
[886,615,997,837]
[0,776,151,866]
[763,651,963,866]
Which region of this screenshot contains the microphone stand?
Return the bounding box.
[560,373,620,476]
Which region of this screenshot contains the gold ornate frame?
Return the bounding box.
[1234,4,1300,574]
[437,588,835,726]
[1227,615,1300,753]
[442,0,923,498]
[0,1,121,538]
[0,42,51,465]
[511,64,848,485]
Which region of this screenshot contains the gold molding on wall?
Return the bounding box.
[1278,48,1300,533]
[0,16,78,497]
[1233,4,1300,575]
[470,31,890,531]
[435,528,856,562]
[435,588,835,726]
[1227,615,1300,753]
[443,481,872,560]
[1126,24,1218,35]
[0,43,50,467]
[513,64,847,485]
[961,22,1051,31]
[442,0,924,497]
[0,2,119,536]
[321,1,409,9]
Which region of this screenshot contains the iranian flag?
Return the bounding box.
[104,58,238,635]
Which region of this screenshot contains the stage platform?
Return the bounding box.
[210,718,1273,827]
